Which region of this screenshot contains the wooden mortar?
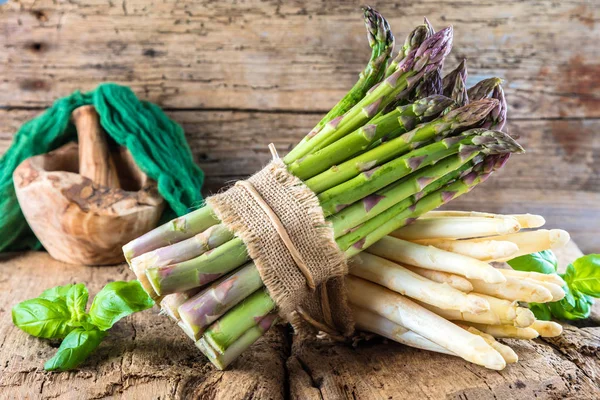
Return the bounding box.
[13,105,165,265]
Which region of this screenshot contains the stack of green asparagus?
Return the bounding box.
[123,7,524,369]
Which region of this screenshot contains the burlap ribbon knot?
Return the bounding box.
[206,148,354,339]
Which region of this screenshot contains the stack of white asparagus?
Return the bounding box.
[348,210,569,370]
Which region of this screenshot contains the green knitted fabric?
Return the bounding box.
[0,83,204,252]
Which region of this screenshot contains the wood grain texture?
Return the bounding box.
[0,252,288,400]
[1,244,598,399]
[0,0,599,119]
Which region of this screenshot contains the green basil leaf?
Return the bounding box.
[507,250,558,274]
[562,264,575,286]
[561,281,576,308]
[40,284,75,302]
[528,303,552,321]
[44,327,106,371]
[89,280,154,331]
[12,298,73,339]
[549,291,594,320]
[65,284,88,321]
[69,314,97,331]
[569,254,600,297]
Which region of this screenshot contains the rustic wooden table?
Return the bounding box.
[1,244,599,399]
[1,0,599,399]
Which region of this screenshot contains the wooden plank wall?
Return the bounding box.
[1,0,599,252]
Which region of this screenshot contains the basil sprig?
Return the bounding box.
[508,251,600,320]
[12,280,154,371]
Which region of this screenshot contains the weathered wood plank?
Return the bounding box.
[2,109,598,252]
[1,0,599,118]
[288,337,600,400]
[0,244,598,399]
[0,252,288,400]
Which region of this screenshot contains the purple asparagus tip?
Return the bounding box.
[423,17,435,34]
[467,77,502,101]
[442,59,467,98]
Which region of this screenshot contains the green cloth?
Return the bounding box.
[0,83,204,252]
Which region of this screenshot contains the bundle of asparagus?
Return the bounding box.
[349,211,568,370]
[122,8,524,370]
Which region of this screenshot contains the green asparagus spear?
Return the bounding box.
[484,85,507,130]
[196,313,277,370]
[365,74,449,151]
[343,152,515,256]
[317,130,505,216]
[145,237,249,296]
[283,26,454,164]
[203,289,276,354]
[468,77,502,101]
[178,263,263,340]
[329,154,480,237]
[412,68,443,100]
[442,60,467,97]
[131,224,234,273]
[288,95,454,180]
[444,60,468,107]
[303,6,395,143]
[306,98,499,194]
[123,205,219,263]
[385,18,435,78]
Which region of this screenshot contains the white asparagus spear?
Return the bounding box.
[508,214,546,229]
[476,229,571,262]
[423,211,545,228]
[416,294,535,328]
[367,236,506,284]
[468,276,553,303]
[462,323,539,340]
[351,253,490,314]
[523,279,565,301]
[530,320,563,337]
[160,288,202,322]
[405,265,474,292]
[392,216,520,240]
[481,294,536,328]
[498,269,566,287]
[346,276,506,370]
[457,324,518,364]
[351,305,455,356]
[412,238,519,261]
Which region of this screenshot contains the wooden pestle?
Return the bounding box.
[72,105,121,188]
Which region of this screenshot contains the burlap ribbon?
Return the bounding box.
[206,154,354,338]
